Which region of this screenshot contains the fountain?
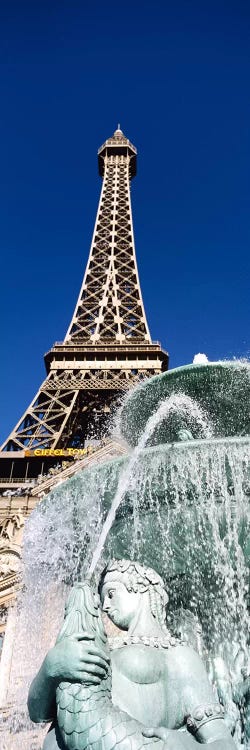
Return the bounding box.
[1,360,250,748]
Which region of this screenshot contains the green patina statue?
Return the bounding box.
[28,560,236,749]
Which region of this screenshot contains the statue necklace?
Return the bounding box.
[108,632,182,650]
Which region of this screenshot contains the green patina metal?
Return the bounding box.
[120,362,250,446]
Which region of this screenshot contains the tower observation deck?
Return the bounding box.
[0,128,168,486]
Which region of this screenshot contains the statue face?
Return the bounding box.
[101,576,141,629]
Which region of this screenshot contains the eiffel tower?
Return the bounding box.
[0,128,168,473]
[0,126,168,667]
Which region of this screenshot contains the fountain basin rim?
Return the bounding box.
[42,435,249,513]
[155,359,249,375]
[75,435,250,479]
[77,435,250,476]
[140,360,250,382]
[152,434,250,453]
[125,360,250,400]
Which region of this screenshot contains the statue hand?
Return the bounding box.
[45,632,110,685]
[142,728,170,742]
[142,727,187,748]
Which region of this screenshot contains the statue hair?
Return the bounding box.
[99,559,168,631]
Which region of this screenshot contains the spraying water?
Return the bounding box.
[1,365,250,749]
[193,353,209,364]
[88,394,212,574]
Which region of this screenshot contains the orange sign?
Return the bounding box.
[24,447,94,457]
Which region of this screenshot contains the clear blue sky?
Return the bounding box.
[0,0,249,444]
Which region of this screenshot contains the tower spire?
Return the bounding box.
[66,128,149,344]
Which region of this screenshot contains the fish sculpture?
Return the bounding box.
[56,582,163,750]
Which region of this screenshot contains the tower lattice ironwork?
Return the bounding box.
[0,128,168,458]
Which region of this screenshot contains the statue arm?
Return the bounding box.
[143,646,236,747]
[182,650,236,747]
[28,652,57,723]
[170,646,237,747]
[28,634,110,723]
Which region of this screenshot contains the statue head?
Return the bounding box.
[99,559,168,631]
